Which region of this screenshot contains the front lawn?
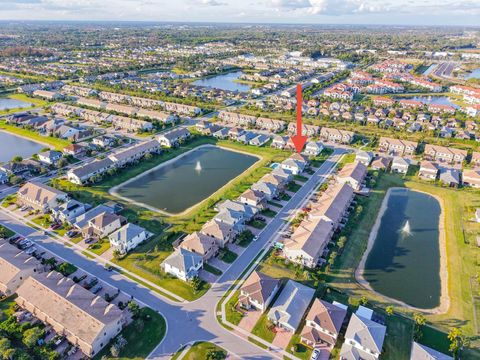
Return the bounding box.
[260,208,277,217]
[225,291,243,325]
[251,313,276,343]
[247,219,266,229]
[0,224,15,238]
[204,263,223,276]
[94,307,166,360]
[218,248,238,263]
[286,334,312,360]
[182,342,227,360]
[88,239,111,255]
[287,182,301,192]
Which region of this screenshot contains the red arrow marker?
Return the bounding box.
[290,83,308,153]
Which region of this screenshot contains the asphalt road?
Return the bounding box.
[0,149,344,360]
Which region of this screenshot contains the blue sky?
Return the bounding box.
[0,0,479,26]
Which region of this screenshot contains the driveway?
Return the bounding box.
[209,257,230,272]
[238,309,261,332]
[228,244,245,256]
[272,327,293,349]
[199,269,219,283]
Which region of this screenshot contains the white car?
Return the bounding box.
[310,349,321,360]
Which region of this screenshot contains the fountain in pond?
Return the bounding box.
[195,161,202,172]
[400,220,412,236]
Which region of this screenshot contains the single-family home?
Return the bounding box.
[82,212,126,239]
[280,158,305,175]
[410,342,453,360]
[267,280,315,332]
[179,232,219,260]
[37,150,63,166]
[304,141,324,157]
[391,157,410,174]
[51,200,89,224]
[371,156,392,171]
[200,219,236,247]
[355,151,373,166]
[439,168,461,187]
[215,200,258,221]
[300,299,347,348]
[214,208,245,233]
[108,223,150,254]
[63,144,85,157]
[239,189,267,209]
[162,248,203,282]
[418,161,439,180]
[251,181,278,201]
[339,310,386,360]
[238,271,280,312]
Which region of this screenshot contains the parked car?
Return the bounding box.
[66,230,78,238]
[91,285,103,294]
[310,349,321,360]
[49,223,61,230]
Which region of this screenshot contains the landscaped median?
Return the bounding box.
[171,341,227,360]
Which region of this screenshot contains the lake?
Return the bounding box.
[0,131,45,163]
[114,146,258,214]
[465,68,480,79]
[363,188,442,309]
[193,71,251,92]
[0,97,33,111]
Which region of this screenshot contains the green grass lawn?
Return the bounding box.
[0,120,70,150]
[260,208,277,217]
[88,239,111,255]
[0,295,17,320]
[247,219,266,229]
[94,307,166,360]
[287,182,301,192]
[286,334,312,360]
[225,291,243,325]
[0,224,15,238]
[181,342,227,360]
[204,263,223,276]
[251,313,276,343]
[219,248,238,263]
[1,194,17,208]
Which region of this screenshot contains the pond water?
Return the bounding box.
[193,71,251,92]
[0,97,33,111]
[115,146,258,214]
[465,68,480,79]
[397,96,459,109]
[363,188,442,309]
[0,131,45,163]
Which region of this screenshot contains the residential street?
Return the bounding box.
[0,149,344,360]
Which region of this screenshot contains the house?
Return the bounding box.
[439,168,461,187]
[471,152,480,167]
[108,223,150,254]
[108,140,160,167]
[17,182,67,213]
[462,169,480,188]
[51,200,89,224]
[280,158,305,175]
[424,144,467,164]
[71,205,115,230]
[156,128,190,147]
[249,134,270,147]
[0,170,8,184]
[213,127,229,139]
[267,280,315,332]
[215,200,258,221]
[239,189,267,209]
[67,158,115,185]
[37,150,62,166]
[238,271,280,312]
[228,127,244,140]
[303,141,324,156]
[32,89,62,100]
[214,208,245,233]
[410,342,453,360]
[0,240,40,296]
[201,219,236,247]
[63,144,85,156]
[300,299,347,348]
[93,136,116,148]
[284,218,334,268]
[371,156,392,171]
[237,132,256,144]
[162,248,203,282]
[179,232,219,260]
[337,161,367,191]
[419,161,439,180]
[320,127,354,144]
[271,135,289,149]
[378,137,417,156]
[15,271,125,358]
[391,157,410,174]
[340,311,386,360]
[251,181,278,201]
[82,212,126,239]
[356,151,373,166]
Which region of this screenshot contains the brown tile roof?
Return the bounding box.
[239,271,279,306]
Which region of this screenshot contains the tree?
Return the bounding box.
[57,158,68,168]
[0,338,15,360]
[12,156,23,163]
[359,296,368,306]
[413,313,426,326]
[22,327,44,348]
[337,236,347,250]
[189,276,202,293]
[448,327,469,358]
[386,306,394,316]
[127,301,141,318]
[328,251,338,267]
